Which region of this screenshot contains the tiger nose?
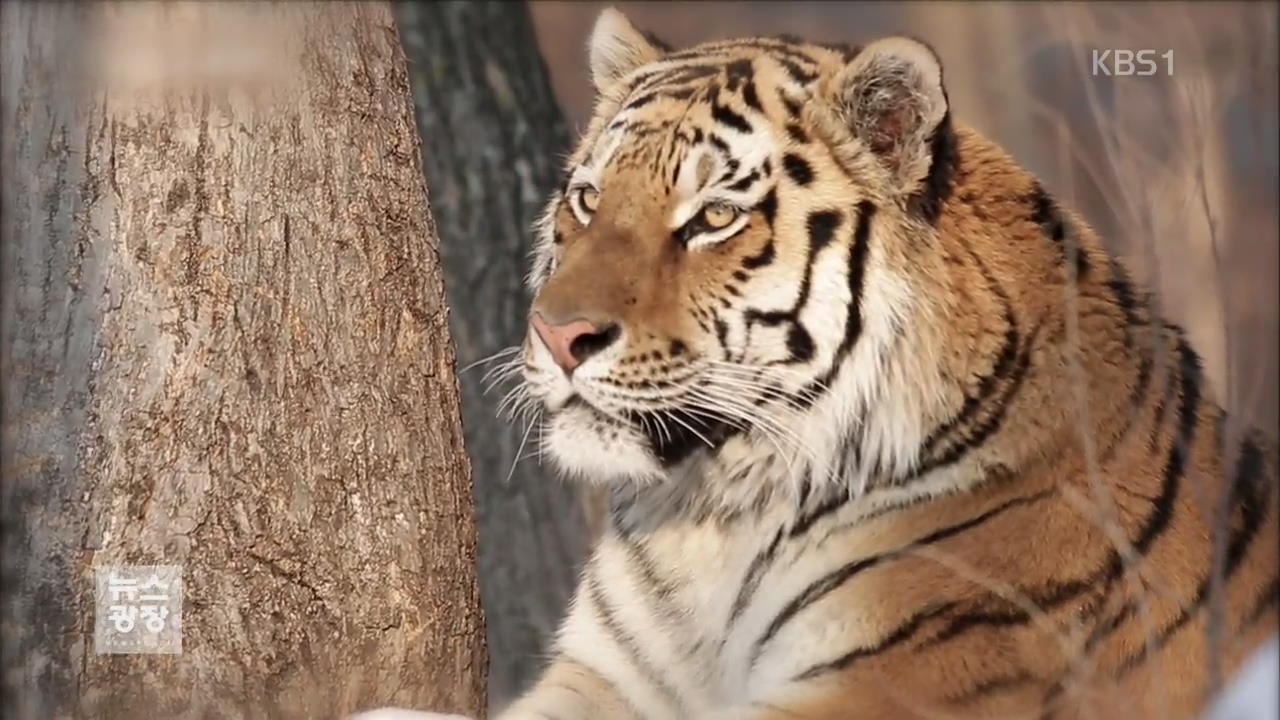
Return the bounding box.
[529,312,620,373]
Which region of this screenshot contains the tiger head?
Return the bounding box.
[520,9,1097,500]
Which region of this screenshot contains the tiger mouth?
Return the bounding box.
[562,395,738,467]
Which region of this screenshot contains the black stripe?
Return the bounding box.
[945,331,1207,651]
[931,576,1100,651]
[725,529,785,631]
[921,605,1030,648]
[1027,183,1055,235]
[615,529,678,600]
[668,39,820,66]
[757,188,778,228]
[625,93,656,110]
[974,331,1206,659]
[782,153,814,186]
[914,247,1035,474]
[744,208,841,334]
[745,310,790,327]
[817,40,862,62]
[807,209,841,250]
[1114,592,1206,675]
[795,476,813,510]
[613,531,707,667]
[1084,602,1136,654]
[793,601,956,681]
[786,325,814,363]
[664,47,735,62]
[1244,574,1280,627]
[713,317,730,358]
[1149,337,1180,453]
[742,240,775,270]
[915,322,1040,475]
[1107,263,1143,327]
[1105,262,1155,454]
[1111,432,1272,675]
[908,110,957,225]
[808,201,875,392]
[785,123,809,144]
[585,565,684,711]
[741,81,763,112]
[742,241,775,270]
[790,490,851,538]
[746,208,842,366]
[919,319,1019,459]
[945,670,1037,705]
[1073,330,1202,601]
[749,490,1054,668]
[726,169,760,193]
[1129,332,1201,557]
[1224,435,1269,572]
[633,64,719,94]
[724,58,753,91]
[712,103,752,134]
[776,56,818,84]
[744,39,824,64]
[778,90,802,118]
[1027,181,1088,278]
[1063,223,1088,281]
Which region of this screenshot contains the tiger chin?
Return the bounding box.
[357,8,1278,720]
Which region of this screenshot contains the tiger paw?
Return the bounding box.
[348,709,472,720]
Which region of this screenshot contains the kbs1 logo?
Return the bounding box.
[1092,49,1174,76]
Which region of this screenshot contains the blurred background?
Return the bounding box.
[399,1,1278,710]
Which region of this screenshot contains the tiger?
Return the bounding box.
[358,7,1279,720]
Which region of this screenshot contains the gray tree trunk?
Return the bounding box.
[394,2,590,709]
[1,2,485,718]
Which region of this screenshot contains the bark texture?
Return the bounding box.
[394,2,589,708]
[1,2,484,718]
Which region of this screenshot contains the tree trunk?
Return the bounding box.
[394,2,590,708]
[1,2,485,718]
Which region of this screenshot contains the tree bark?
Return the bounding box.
[1,2,484,718]
[393,2,590,708]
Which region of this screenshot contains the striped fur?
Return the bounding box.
[482,10,1280,720]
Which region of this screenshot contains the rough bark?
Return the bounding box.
[1,2,484,718]
[394,2,589,708]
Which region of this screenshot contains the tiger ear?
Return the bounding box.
[588,8,667,94]
[830,37,949,192]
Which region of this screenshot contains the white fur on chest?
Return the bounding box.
[554,500,890,718]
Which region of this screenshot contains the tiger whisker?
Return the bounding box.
[505,407,540,485]
[459,344,521,376]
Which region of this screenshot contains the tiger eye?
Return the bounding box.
[580,187,600,213]
[703,203,738,229]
